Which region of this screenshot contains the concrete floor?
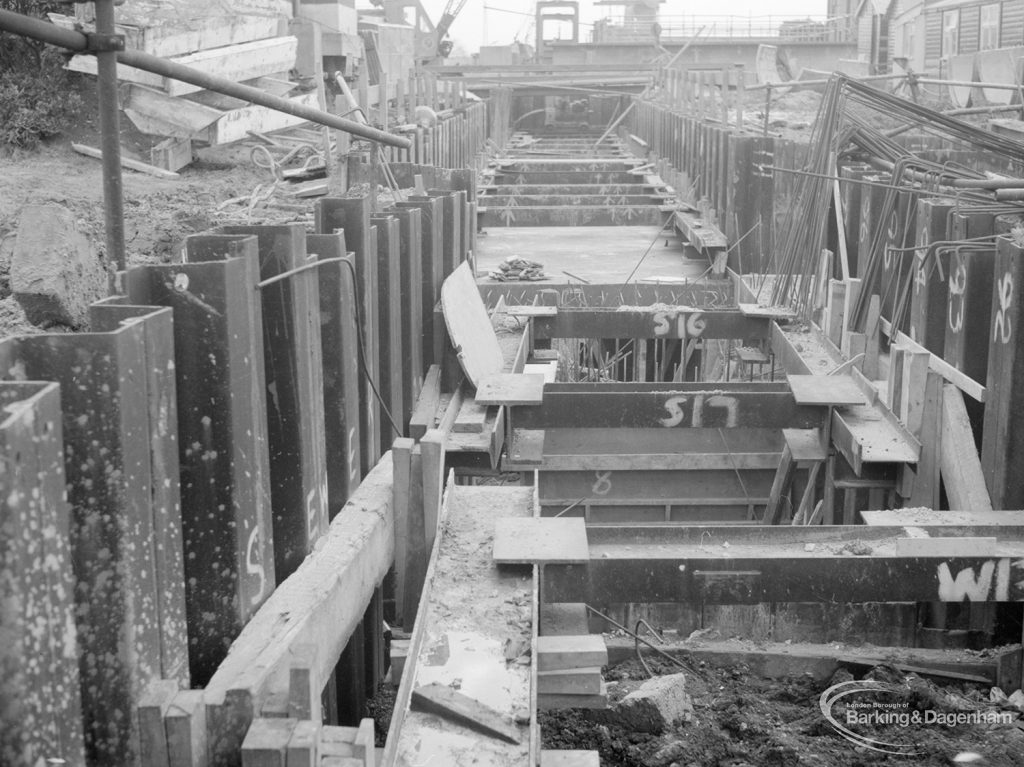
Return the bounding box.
[475,225,710,284]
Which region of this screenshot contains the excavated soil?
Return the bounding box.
[542,657,1024,766]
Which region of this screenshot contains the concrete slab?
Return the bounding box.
[475,226,706,284]
[493,518,589,565]
[476,373,546,406]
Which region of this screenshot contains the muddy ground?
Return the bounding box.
[541,656,1024,767]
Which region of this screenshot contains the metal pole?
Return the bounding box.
[93,0,126,270]
[0,8,412,149]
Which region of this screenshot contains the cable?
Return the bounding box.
[339,258,404,439]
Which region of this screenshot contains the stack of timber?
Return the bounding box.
[241,717,375,767]
[537,635,609,711]
[49,0,320,171]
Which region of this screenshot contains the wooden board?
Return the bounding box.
[493,518,589,565]
[68,37,299,97]
[536,635,608,671]
[504,305,559,317]
[537,684,609,711]
[541,751,601,767]
[211,91,321,145]
[537,668,603,695]
[476,373,546,406]
[203,457,394,764]
[787,375,865,407]
[453,396,489,433]
[411,684,521,744]
[441,262,505,387]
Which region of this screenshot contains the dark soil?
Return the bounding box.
[541,657,1024,767]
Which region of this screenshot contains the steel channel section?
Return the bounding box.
[315,197,383,473]
[0,312,167,762]
[0,382,86,765]
[306,233,363,516]
[219,225,329,585]
[542,526,1024,605]
[129,239,275,686]
[386,206,425,427]
[371,216,406,451]
[530,311,770,340]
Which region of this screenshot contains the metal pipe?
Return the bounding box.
[93,0,126,271]
[0,8,412,149]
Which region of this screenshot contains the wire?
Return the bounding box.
[620,216,678,286]
[339,258,404,439]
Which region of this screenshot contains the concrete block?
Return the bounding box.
[611,672,693,734]
[11,204,107,329]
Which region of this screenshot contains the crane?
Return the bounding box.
[372,0,469,64]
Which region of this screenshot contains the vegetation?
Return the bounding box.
[0,0,84,148]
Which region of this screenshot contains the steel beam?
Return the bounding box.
[531,310,769,340]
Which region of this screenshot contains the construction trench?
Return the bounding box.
[4,4,1024,767]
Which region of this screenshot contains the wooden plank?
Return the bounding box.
[909,372,942,509]
[493,518,589,565]
[72,142,181,179]
[287,644,320,721]
[203,456,394,764]
[537,668,603,695]
[531,310,769,341]
[390,206,425,426]
[68,37,299,96]
[165,690,206,767]
[476,373,546,406]
[737,303,796,319]
[541,751,600,767]
[122,83,222,139]
[863,294,881,380]
[787,374,865,407]
[505,305,559,317]
[880,319,986,403]
[240,718,296,767]
[761,444,795,525]
[285,721,319,767]
[210,92,321,145]
[536,636,608,671]
[395,197,444,369]
[410,365,442,441]
[411,684,521,744]
[392,439,415,628]
[140,679,180,767]
[441,262,505,387]
[421,430,446,550]
[453,396,489,433]
[537,685,609,711]
[941,384,993,511]
[372,215,405,451]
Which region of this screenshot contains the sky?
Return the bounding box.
[416,0,829,52]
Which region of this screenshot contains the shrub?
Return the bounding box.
[0,2,84,148]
